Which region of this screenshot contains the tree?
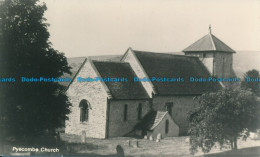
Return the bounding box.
[188,87,260,155]
[0,0,71,141]
[241,69,260,96]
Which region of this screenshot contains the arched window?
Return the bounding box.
[138,103,142,120]
[79,99,90,122]
[124,104,128,121]
[165,119,169,134]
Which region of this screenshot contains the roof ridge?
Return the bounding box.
[211,34,236,53]
[168,54,200,58]
[89,54,121,57]
[134,50,183,55]
[89,59,113,99]
[92,60,126,64]
[133,50,199,58]
[209,33,216,50]
[133,50,175,53]
[183,34,209,52]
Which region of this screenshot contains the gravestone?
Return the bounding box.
[156,133,161,142]
[133,140,138,148]
[149,136,153,141]
[116,145,124,156]
[126,140,130,147]
[185,137,189,143]
[81,131,86,143]
[157,133,161,140]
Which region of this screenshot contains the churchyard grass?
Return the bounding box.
[2,134,260,156]
[59,134,260,156]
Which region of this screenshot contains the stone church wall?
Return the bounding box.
[65,60,109,139]
[152,96,197,135]
[108,99,151,137]
[185,51,233,78]
[147,113,179,139]
[213,52,233,78]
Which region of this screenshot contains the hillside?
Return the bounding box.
[62,51,260,87]
[233,51,260,77]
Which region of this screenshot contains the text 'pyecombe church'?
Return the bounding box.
[65,28,236,139]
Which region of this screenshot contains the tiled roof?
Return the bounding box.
[150,111,168,130]
[61,55,122,88]
[90,55,122,62]
[134,111,168,131]
[133,50,221,95]
[183,33,235,53]
[92,61,149,99]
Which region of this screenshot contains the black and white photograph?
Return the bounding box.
[0,0,260,156]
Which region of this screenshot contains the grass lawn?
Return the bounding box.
[60,134,260,156]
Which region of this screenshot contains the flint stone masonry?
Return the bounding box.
[81,131,86,143]
[65,60,108,138]
[213,52,233,78]
[108,100,151,137]
[152,96,197,135]
[201,57,214,75]
[147,113,179,139]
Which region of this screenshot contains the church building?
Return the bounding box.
[65,28,236,139]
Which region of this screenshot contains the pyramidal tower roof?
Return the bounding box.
[183,26,236,53]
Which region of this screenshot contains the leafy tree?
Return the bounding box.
[0,0,71,141]
[241,69,260,96]
[188,87,260,155]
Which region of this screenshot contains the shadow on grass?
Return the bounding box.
[203,146,260,157]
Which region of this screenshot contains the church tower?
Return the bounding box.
[183,26,236,78]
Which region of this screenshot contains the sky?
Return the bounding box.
[43,0,260,57]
